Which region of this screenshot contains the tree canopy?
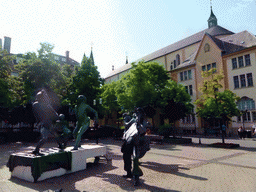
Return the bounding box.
[112,60,192,121]
[65,53,103,107]
[0,49,17,107]
[195,69,240,123]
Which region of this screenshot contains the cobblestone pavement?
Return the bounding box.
[0,137,256,192]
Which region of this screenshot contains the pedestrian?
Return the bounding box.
[238,126,246,139]
[252,124,256,137]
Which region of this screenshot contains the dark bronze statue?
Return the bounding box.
[121,107,150,186]
[32,89,62,155]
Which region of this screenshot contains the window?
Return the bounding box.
[233,76,239,89]
[247,73,253,87]
[238,56,244,68]
[232,58,237,69]
[237,97,255,110]
[185,86,188,93]
[207,64,211,71]
[189,85,193,96]
[234,73,254,89]
[184,71,188,80]
[173,60,176,68]
[202,63,217,72]
[243,112,251,122]
[245,54,251,66]
[212,62,216,71]
[180,70,192,81]
[240,74,246,88]
[180,72,183,81]
[176,54,180,65]
[188,70,192,79]
[253,112,256,121]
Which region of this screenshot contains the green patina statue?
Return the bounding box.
[72,95,98,150]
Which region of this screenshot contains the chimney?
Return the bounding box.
[4,36,11,54]
[65,51,70,63]
[112,65,114,71]
[126,55,128,64]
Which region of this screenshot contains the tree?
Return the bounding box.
[195,69,240,143]
[0,49,17,107]
[115,61,170,110]
[162,81,193,123]
[68,54,103,107]
[16,43,65,103]
[114,60,192,130]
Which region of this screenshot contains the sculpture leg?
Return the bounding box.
[132,146,143,186]
[122,143,133,178]
[33,127,51,155]
[73,122,89,150]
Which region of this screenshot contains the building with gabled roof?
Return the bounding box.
[105,6,256,135]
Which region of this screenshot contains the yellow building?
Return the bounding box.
[105,7,256,135]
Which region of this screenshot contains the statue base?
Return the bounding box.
[7,144,107,182]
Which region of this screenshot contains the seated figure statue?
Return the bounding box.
[53,114,72,150]
[72,95,98,150]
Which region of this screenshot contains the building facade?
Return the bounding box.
[104,7,256,135]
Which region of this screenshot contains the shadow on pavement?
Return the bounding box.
[100,173,181,192]
[9,160,117,192]
[141,161,208,181]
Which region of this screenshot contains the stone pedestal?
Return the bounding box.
[7,144,107,182]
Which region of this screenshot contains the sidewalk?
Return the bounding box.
[0,138,256,191]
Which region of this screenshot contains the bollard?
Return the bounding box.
[199,137,201,144]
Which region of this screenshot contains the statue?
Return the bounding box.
[72,95,98,150]
[53,114,72,150]
[121,107,150,186]
[32,89,61,155]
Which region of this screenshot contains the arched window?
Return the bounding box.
[237,97,255,110]
[176,54,180,65]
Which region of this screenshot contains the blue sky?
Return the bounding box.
[0,0,255,78]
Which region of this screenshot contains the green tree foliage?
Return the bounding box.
[68,54,103,107]
[115,61,170,110]
[0,49,17,107]
[195,69,240,121]
[16,43,66,103]
[114,60,192,120]
[195,69,240,143]
[162,81,193,123]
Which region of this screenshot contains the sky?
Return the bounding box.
[0,0,255,78]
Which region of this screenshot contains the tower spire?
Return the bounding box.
[90,42,94,65]
[208,0,217,28]
[125,51,128,64]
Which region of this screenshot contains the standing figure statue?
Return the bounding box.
[32,89,60,155]
[121,107,150,186]
[72,95,98,150]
